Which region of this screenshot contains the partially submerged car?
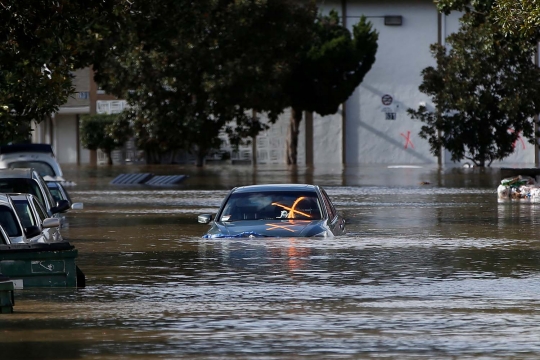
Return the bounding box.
[9,193,62,243]
[46,180,83,210]
[0,193,52,243]
[0,143,63,179]
[0,168,70,220]
[198,184,346,238]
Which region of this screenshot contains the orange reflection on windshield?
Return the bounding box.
[265,219,310,232]
[271,196,312,219]
[265,223,297,232]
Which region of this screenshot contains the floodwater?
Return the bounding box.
[2,163,540,359]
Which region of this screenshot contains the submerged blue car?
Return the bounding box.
[198,184,346,238]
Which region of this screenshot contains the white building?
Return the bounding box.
[33,0,539,167]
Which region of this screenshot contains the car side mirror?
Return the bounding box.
[71,202,84,210]
[42,218,61,228]
[25,226,42,238]
[198,214,213,224]
[51,200,70,214]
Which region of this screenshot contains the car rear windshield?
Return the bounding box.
[0,178,45,206]
[8,161,56,177]
[0,205,22,237]
[220,191,322,222]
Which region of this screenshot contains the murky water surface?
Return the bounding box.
[2,164,540,359]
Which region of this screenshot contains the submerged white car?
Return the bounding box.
[0,143,63,179]
[9,193,62,243]
[0,193,58,244]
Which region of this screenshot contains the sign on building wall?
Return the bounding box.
[381,94,397,120]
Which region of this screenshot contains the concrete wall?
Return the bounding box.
[315,0,536,167]
[339,0,440,165]
[54,115,78,164]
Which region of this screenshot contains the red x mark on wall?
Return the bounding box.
[508,129,525,150]
[400,131,414,149]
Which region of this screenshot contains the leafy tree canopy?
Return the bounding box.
[0,0,125,144]
[80,113,131,165]
[407,13,540,167]
[285,10,378,164]
[94,0,316,166]
[436,0,540,40]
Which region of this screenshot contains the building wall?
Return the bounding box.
[54,114,78,164]
[315,0,536,167]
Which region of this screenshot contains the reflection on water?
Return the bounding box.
[3,164,540,359]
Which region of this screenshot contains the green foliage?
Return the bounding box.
[285,10,378,164]
[290,11,378,115]
[94,0,316,165]
[436,0,540,40]
[0,0,125,144]
[80,113,131,164]
[407,14,540,167]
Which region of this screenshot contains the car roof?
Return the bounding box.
[0,168,35,179]
[6,193,33,201]
[0,143,55,155]
[46,181,59,188]
[232,184,319,193]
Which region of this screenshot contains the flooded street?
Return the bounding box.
[3,164,540,359]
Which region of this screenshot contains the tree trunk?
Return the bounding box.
[89,149,98,166]
[195,150,205,167]
[286,108,303,165]
[106,150,113,165]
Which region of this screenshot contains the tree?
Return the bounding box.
[284,10,378,165]
[436,0,540,40]
[80,114,131,165]
[94,0,316,166]
[0,0,125,144]
[407,13,540,167]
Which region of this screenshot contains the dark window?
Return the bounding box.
[32,198,47,222]
[0,179,45,206]
[0,205,22,237]
[48,187,62,203]
[321,189,336,220]
[13,200,37,228]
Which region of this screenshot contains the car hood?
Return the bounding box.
[204,219,327,238]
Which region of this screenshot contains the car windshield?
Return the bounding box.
[220,191,322,222]
[8,161,56,177]
[0,178,45,207]
[0,205,22,237]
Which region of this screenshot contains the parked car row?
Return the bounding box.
[0,168,81,245]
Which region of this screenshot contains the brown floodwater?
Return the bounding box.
[2,163,540,359]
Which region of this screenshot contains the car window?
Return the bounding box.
[48,186,62,203]
[8,161,56,177]
[32,197,48,222]
[34,173,56,209]
[0,179,45,206]
[220,191,322,221]
[13,200,37,228]
[0,205,22,237]
[320,189,336,220]
[0,226,9,245]
[58,183,72,203]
